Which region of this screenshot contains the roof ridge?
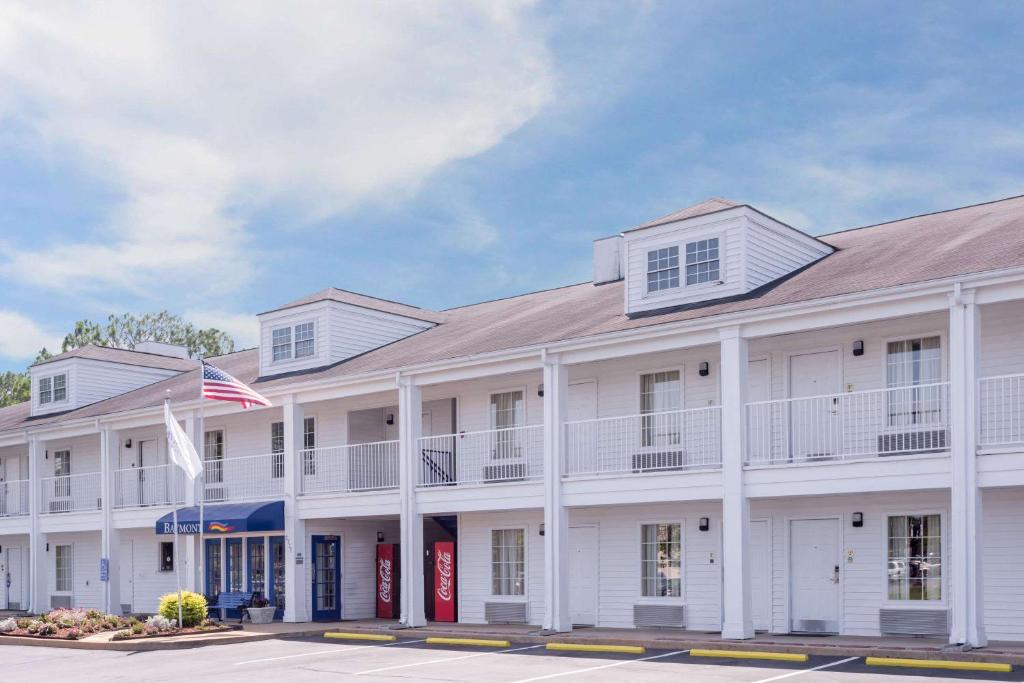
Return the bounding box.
[441,281,594,312]
[819,193,1024,237]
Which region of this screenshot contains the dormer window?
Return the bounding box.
[271,321,316,363]
[646,246,680,293]
[38,373,67,405]
[685,238,719,285]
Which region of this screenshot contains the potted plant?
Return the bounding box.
[246,595,276,624]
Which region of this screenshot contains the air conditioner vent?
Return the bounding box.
[879,608,949,636]
[633,604,685,628]
[485,602,528,624]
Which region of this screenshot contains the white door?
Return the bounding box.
[5,547,24,610]
[790,519,840,633]
[788,351,841,460]
[747,359,771,462]
[750,520,771,631]
[119,540,134,614]
[569,526,599,625]
[569,381,597,421]
[567,381,598,474]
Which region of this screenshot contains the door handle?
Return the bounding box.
[832,565,840,584]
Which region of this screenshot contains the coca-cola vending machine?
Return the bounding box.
[433,541,457,622]
[376,543,400,619]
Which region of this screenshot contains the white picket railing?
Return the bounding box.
[40,472,102,514]
[746,382,951,464]
[299,441,400,495]
[418,425,543,487]
[113,464,186,509]
[564,407,722,477]
[0,479,29,517]
[979,374,1024,448]
[203,453,284,503]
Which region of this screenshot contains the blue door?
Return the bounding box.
[225,538,244,618]
[247,537,266,603]
[269,536,285,619]
[205,539,222,600]
[311,535,341,621]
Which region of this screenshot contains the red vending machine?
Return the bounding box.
[376,543,400,619]
[433,541,457,622]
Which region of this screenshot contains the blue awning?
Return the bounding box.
[155,501,284,535]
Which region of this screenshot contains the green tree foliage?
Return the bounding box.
[0,372,30,408]
[158,591,208,627]
[61,311,235,358]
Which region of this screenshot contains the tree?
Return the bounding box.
[61,311,235,358]
[0,372,29,408]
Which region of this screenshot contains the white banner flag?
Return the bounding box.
[164,400,203,480]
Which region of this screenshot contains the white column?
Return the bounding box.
[542,355,571,633]
[398,378,425,627]
[100,428,121,614]
[283,396,309,622]
[28,437,47,614]
[949,288,986,647]
[720,326,753,639]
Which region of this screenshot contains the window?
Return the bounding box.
[685,238,720,285]
[294,322,315,358]
[250,541,266,596]
[886,336,942,427]
[647,246,679,293]
[491,529,525,596]
[228,541,244,592]
[272,327,292,361]
[53,450,71,498]
[490,391,524,459]
[159,541,174,572]
[55,544,73,592]
[271,422,285,479]
[888,514,942,601]
[640,371,681,447]
[302,417,317,476]
[39,376,52,405]
[641,523,681,597]
[52,373,67,402]
[204,430,224,484]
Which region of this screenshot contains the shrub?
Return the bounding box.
[65,628,80,640]
[131,623,144,635]
[111,629,132,641]
[26,622,39,634]
[85,609,103,620]
[158,591,207,628]
[145,615,175,632]
[16,618,30,629]
[0,618,16,633]
[37,623,57,636]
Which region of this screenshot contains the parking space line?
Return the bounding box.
[354,643,544,675]
[748,656,859,683]
[508,649,689,683]
[232,638,427,665]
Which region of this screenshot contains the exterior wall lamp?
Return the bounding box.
[377,531,385,543]
[537,383,544,397]
[699,517,710,531]
[699,362,710,377]
[852,512,864,527]
[124,438,132,449]
[385,413,394,425]
[852,340,865,357]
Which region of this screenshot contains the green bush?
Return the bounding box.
[158,591,207,627]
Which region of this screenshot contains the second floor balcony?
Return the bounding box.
[114,464,185,509]
[418,425,544,487]
[41,472,102,514]
[299,441,399,495]
[0,479,29,517]
[979,373,1024,449]
[204,452,284,503]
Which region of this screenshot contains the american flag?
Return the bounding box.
[201,362,271,409]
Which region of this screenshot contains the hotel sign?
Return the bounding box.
[159,521,236,535]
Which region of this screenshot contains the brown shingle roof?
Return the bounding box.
[625,197,742,232]
[5,194,1024,435]
[260,287,445,323]
[33,344,198,372]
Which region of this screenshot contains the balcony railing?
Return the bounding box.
[40,472,102,514]
[203,453,284,503]
[564,407,722,477]
[0,479,29,517]
[979,374,1024,448]
[114,464,186,509]
[418,425,543,487]
[746,382,951,464]
[299,441,400,495]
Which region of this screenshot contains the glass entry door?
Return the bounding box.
[311,535,341,621]
[270,537,285,619]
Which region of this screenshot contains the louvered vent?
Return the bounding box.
[879,608,949,636]
[633,604,685,628]
[50,595,72,609]
[121,603,133,616]
[485,602,528,624]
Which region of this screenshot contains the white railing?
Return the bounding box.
[979,374,1024,448]
[40,472,102,514]
[746,382,951,464]
[564,407,722,477]
[203,453,284,503]
[113,464,186,509]
[299,441,400,495]
[0,480,29,517]
[418,425,543,487]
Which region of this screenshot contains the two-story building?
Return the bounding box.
[1,195,1022,648]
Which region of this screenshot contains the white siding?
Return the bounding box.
[982,488,1024,641]
[30,358,182,417]
[47,530,103,610]
[980,300,1024,378]
[118,529,180,614]
[744,217,831,291]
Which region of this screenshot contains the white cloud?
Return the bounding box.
[183,308,260,351]
[0,1,554,299]
[0,311,62,360]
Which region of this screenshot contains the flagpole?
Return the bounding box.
[198,360,205,599]
[167,395,184,629]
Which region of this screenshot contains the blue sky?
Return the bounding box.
[0,1,1022,371]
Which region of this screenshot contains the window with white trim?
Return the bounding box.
[39,376,52,404]
[491,528,525,596]
[204,429,224,484]
[38,373,66,405]
[159,541,174,572]
[685,238,720,285]
[271,422,284,479]
[641,523,681,597]
[640,371,681,447]
[886,336,942,427]
[272,327,292,361]
[302,416,317,476]
[887,514,941,601]
[294,322,315,358]
[490,391,524,460]
[646,246,679,293]
[55,544,73,592]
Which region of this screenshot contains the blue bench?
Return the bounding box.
[206,591,254,623]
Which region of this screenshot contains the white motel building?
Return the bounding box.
[2,195,1024,649]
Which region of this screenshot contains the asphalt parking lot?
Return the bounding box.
[0,636,1019,682]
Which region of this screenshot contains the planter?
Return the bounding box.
[246,607,276,625]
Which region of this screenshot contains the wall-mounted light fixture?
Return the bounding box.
[46,543,50,552]
[699,517,710,532]
[539,523,545,536]
[537,383,544,397]
[852,512,864,527]
[385,413,395,426]
[852,340,865,357]
[376,531,385,543]
[124,439,132,449]
[699,361,710,377]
